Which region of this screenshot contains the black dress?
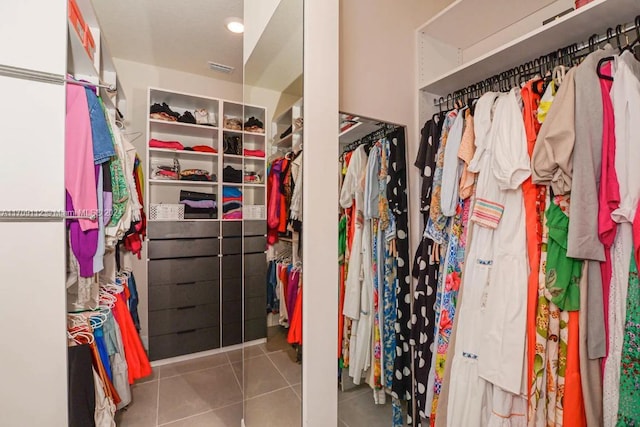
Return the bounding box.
[410,115,442,425]
[387,127,414,423]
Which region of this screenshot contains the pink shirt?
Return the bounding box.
[597,62,618,359]
[65,84,98,231]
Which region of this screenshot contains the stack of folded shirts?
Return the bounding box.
[184,145,217,153]
[243,149,265,158]
[154,166,178,180]
[223,166,243,183]
[180,169,215,182]
[180,190,216,219]
[244,117,264,133]
[222,187,243,219]
[149,139,184,150]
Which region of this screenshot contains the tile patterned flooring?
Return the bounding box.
[116,328,391,426]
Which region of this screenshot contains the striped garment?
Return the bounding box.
[470,198,504,229]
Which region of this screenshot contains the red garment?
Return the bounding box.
[244,149,265,157]
[190,145,217,153]
[112,293,152,384]
[597,62,618,364]
[521,79,545,401]
[267,159,285,245]
[564,311,587,426]
[123,156,146,258]
[288,287,302,345]
[149,139,184,150]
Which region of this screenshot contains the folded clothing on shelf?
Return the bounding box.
[181,199,216,209]
[150,102,180,121]
[223,166,243,183]
[224,117,243,130]
[178,110,196,124]
[184,145,217,153]
[179,190,217,219]
[195,109,216,126]
[149,139,184,150]
[155,167,178,180]
[180,169,214,182]
[244,117,264,133]
[244,171,262,183]
[222,186,243,219]
[244,149,265,158]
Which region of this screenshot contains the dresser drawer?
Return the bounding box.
[221,237,242,254]
[244,236,266,254]
[245,295,267,321]
[245,274,266,298]
[149,304,220,336]
[222,221,242,237]
[149,327,220,361]
[222,299,242,324]
[148,238,220,259]
[221,255,242,278]
[244,220,266,236]
[148,221,220,239]
[149,280,220,311]
[149,257,219,286]
[244,318,267,342]
[222,276,242,301]
[244,253,267,271]
[222,322,242,347]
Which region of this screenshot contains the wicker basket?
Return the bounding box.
[150,204,185,221]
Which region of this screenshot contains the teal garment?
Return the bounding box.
[616,254,640,426]
[545,201,582,311]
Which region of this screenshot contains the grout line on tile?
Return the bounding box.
[157,409,214,426]
[290,385,301,401]
[264,351,293,386]
[227,352,244,392]
[159,360,232,380]
[245,384,293,402]
[155,375,160,426]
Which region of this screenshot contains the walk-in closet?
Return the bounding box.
[3,0,640,426]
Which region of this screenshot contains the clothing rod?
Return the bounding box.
[66,78,116,92]
[432,18,639,107]
[0,212,97,221]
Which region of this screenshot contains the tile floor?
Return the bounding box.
[116,327,392,427]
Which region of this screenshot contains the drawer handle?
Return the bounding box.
[176,305,197,310]
[176,281,196,286]
[177,329,197,335]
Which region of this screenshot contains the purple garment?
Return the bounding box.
[66,164,99,277]
[180,199,216,209]
[287,268,300,322]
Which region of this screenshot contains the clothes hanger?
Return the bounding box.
[597,56,615,81]
[615,24,625,53]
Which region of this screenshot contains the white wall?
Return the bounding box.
[243,0,282,63]
[339,0,453,260]
[113,58,243,341]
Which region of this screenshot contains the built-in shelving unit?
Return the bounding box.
[145,88,269,361]
[418,0,640,96]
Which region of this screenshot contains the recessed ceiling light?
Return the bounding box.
[225,18,244,34]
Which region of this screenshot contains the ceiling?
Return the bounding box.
[92,0,244,83]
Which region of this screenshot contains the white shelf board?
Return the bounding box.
[222,182,243,186]
[224,154,244,160]
[274,134,293,147]
[420,0,640,95]
[67,24,99,79]
[338,121,362,138]
[149,179,216,186]
[223,128,243,134]
[243,183,266,188]
[244,155,266,160]
[245,130,266,136]
[149,147,218,158]
[150,119,218,138]
[418,0,558,49]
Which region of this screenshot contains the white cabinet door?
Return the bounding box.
[0,0,67,74]
[0,75,65,212]
[0,222,67,425]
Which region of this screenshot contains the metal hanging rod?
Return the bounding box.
[66,78,117,92]
[433,16,640,108]
[0,64,117,92]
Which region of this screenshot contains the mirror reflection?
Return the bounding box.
[243,0,303,426]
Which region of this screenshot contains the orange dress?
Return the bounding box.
[521,80,545,406]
